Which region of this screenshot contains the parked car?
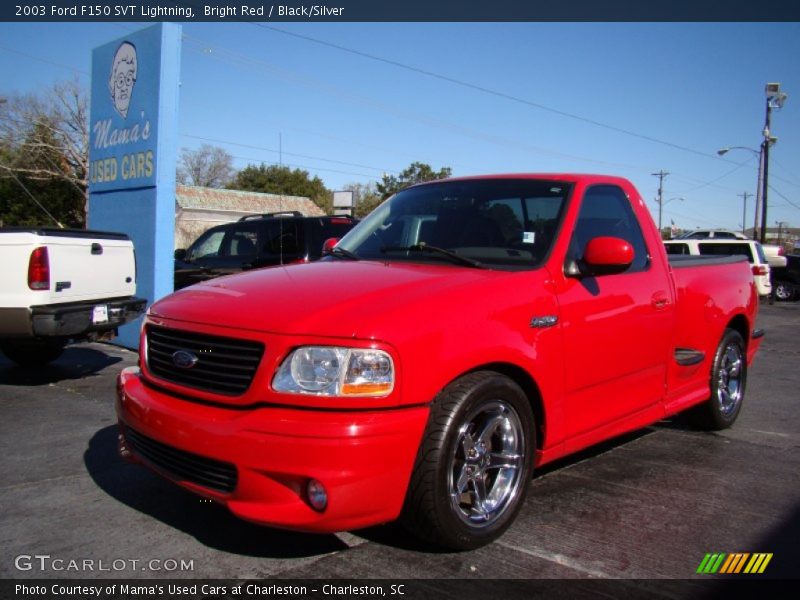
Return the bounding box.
[0,228,145,366]
[762,243,787,269]
[117,174,762,550]
[676,229,748,240]
[772,254,800,301]
[664,239,772,297]
[673,229,786,268]
[173,212,358,289]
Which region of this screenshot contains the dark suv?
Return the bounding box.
[174,212,357,290]
[773,254,800,301]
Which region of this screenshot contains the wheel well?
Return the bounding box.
[466,363,545,450]
[727,314,750,347]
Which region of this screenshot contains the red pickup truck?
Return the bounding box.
[116,174,762,550]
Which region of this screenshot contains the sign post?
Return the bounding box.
[87,23,181,348]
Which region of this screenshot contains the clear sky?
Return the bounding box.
[1,21,798,232]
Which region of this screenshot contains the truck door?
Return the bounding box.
[556,184,674,440]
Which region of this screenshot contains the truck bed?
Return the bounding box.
[667,254,747,268]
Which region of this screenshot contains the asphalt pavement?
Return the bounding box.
[1,302,798,584]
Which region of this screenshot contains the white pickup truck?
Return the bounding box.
[0,228,146,366]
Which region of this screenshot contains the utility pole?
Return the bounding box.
[761,83,789,244]
[652,170,669,235]
[753,148,764,240]
[776,221,788,246]
[761,109,771,245]
[738,192,752,236]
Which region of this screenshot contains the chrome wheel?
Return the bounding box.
[775,283,794,302]
[401,371,534,549]
[448,400,525,527]
[717,343,744,417]
[687,328,747,431]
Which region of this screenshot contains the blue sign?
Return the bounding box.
[88,24,181,349]
[89,26,164,192]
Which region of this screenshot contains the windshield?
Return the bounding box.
[336,178,571,270]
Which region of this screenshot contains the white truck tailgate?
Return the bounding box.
[1,230,137,309]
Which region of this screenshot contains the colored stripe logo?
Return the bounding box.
[697,553,773,574]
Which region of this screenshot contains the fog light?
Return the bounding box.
[307,479,328,512]
[117,430,136,463]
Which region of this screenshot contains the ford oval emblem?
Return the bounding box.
[172,349,199,369]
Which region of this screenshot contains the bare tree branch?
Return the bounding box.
[178,144,236,188]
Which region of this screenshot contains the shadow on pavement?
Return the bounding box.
[0,346,122,386]
[355,427,657,551]
[84,425,349,559]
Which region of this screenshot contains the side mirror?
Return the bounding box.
[322,237,340,255]
[582,236,634,275]
[566,236,634,277]
[174,249,187,261]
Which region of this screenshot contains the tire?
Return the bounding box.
[686,329,747,431]
[400,371,535,550]
[774,282,796,302]
[1,339,66,367]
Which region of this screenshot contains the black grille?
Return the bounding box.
[126,427,237,493]
[146,325,264,395]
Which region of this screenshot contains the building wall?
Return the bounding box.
[174,185,324,249]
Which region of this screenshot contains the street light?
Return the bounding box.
[655,196,683,235]
[717,143,773,240]
[718,83,787,244]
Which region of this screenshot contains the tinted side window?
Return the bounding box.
[263,220,302,257]
[187,229,226,261]
[571,185,649,273]
[698,243,753,262]
[225,226,258,257]
[665,243,690,255]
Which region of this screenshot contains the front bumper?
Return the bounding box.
[116,367,429,533]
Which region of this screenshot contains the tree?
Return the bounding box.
[376,162,452,199]
[0,79,88,227]
[177,144,235,188]
[229,164,332,214]
[343,181,383,217]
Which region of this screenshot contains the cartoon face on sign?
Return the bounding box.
[108,42,137,118]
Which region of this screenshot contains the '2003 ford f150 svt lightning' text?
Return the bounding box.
[116,174,762,549]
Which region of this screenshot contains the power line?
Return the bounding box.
[0,42,88,76]
[183,31,779,200]
[768,184,800,212]
[180,36,663,175]
[227,153,381,180]
[0,163,65,228]
[182,133,399,174]
[254,24,723,162]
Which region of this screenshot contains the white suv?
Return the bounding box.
[676,230,748,240]
[664,239,772,297]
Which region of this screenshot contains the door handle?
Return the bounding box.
[651,292,670,310]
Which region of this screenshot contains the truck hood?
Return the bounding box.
[151,260,512,339]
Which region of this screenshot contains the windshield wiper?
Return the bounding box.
[329,246,360,260]
[381,243,486,269]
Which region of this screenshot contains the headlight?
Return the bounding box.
[273,346,394,397]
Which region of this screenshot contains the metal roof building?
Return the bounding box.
[174,185,324,249]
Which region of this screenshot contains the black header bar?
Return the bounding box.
[3,0,800,22]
